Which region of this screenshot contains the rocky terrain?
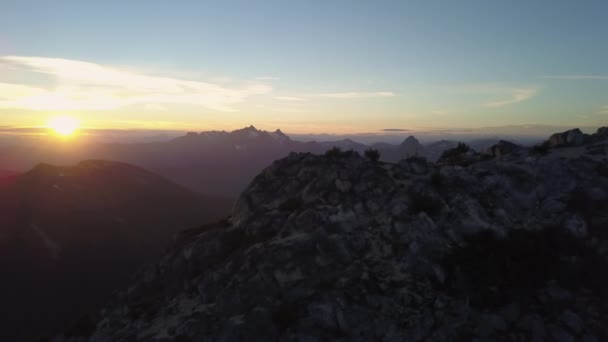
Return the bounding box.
[0,161,231,341]
[56,128,608,341]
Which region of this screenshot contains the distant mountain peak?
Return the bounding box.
[401,135,421,146]
[238,125,258,132]
[271,129,291,143]
[232,125,262,137]
[399,135,422,157]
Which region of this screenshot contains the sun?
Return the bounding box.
[48,116,80,136]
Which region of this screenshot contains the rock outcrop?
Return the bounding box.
[548,128,586,147]
[485,140,522,158]
[55,130,608,342]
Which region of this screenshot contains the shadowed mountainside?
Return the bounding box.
[0,160,231,341]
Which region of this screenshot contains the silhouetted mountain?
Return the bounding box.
[58,128,608,341]
[120,127,369,196]
[0,161,231,341]
[376,135,423,162]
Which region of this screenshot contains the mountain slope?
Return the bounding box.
[0,169,19,186]
[65,128,608,341]
[0,160,231,341]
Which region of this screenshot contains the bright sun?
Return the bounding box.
[48,116,80,136]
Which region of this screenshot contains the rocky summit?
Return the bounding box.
[57,129,608,342]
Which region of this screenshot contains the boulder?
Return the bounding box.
[486,140,521,158]
[548,128,586,147]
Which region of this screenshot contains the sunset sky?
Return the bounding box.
[1,0,607,133]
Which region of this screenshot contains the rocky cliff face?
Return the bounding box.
[57,129,608,342]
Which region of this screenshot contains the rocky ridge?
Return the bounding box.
[57,128,608,341]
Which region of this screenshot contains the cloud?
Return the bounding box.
[430,83,538,108]
[0,56,272,111]
[313,91,395,99]
[0,126,46,134]
[256,76,280,81]
[482,88,537,108]
[274,96,303,101]
[545,75,608,80]
[380,128,409,132]
[144,104,167,111]
[598,105,608,115]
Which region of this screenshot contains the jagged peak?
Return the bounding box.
[234,125,258,132]
[400,135,421,146]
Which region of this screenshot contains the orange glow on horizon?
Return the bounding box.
[47,116,80,137]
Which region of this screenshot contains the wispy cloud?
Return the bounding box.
[313,91,395,99]
[545,75,608,80]
[598,105,608,115]
[274,96,303,101]
[381,128,409,132]
[144,103,168,111]
[0,56,272,112]
[256,76,280,81]
[482,88,537,108]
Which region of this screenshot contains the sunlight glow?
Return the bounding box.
[48,116,80,136]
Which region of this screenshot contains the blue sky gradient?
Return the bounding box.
[0,0,607,132]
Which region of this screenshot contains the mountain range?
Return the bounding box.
[0,126,506,198]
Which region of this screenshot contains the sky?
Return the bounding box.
[0,0,607,134]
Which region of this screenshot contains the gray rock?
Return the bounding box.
[518,314,546,340]
[486,140,521,158]
[335,179,352,192]
[548,128,586,147]
[560,310,584,334]
[583,335,599,342]
[307,303,336,330]
[477,314,507,337]
[390,201,408,217]
[564,215,588,238]
[549,325,575,342]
